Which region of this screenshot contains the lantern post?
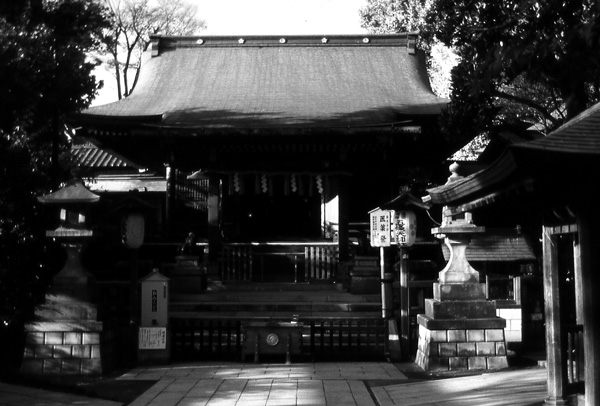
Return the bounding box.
[371,189,428,361]
[395,210,417,358]
[122,211,145,325]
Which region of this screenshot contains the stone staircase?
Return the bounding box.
[170,282,382,319]
[169,282,386,361]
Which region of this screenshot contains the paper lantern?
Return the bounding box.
[122,212,145,249]
[395,210,416,247]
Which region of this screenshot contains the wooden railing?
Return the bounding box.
[173,169,208,211]
[220,245,253,281]
[566,324,584,394]
[305,245,337,280]
[171,318,242,360]
[304,319,386,358]
[170,317,386,361]
[218,242,338,283]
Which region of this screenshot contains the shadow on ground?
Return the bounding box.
[1,369,157,404]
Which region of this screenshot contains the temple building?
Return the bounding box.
[69,33,454,362]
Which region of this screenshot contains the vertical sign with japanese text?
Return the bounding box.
[151,289,157,312]
[370,209,392,247]
[395,210,417,247]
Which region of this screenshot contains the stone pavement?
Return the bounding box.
[371,367,548,406]
[0,381,121,406]
[0,362,548,406]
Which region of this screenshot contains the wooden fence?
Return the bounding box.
[218,242,338,283]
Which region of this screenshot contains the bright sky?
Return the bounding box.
[93,0,368,106]
[197,0,368,35]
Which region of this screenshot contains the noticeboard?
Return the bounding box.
[138,327,167,350]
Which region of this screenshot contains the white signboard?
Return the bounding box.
[138,327,167,350]
[370,209,393,247]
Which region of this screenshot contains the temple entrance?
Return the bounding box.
[234,194,322,241]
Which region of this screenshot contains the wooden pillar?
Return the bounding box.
[337,175,349,262]
[542,226,569,405]
[398,246,410,359]
[207,175,221,279]
[577,205,600,406]
[336,175,350,285]
[164,164,175,236]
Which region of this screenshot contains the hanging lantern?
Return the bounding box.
[234,173,241,193]
[261,174,268,194]
[122,212,145,249]
[316,175,324,194]
[395,210,416,247]
[291,174,297,193]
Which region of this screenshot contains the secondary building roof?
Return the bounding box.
[78,34,447,130]
[425,101,600,211]
[440,230,536,263]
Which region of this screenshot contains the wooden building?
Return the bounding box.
[70,34,453,361]
[73,34,450,281]
[425,102,600,405]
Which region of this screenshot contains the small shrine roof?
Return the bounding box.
[38,180,100,204]
[77,34,447,130]
[425,101,600,210]
[72,141,143,169]
[514,101,600,154]
[441,230,536,263]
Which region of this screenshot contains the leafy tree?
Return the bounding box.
[359,0,433,33]
[423,0,600,146]
[359,0,457,108]
[0,0,109,371]
[102,0,206,99]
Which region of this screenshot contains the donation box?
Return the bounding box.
[138,269,170,362]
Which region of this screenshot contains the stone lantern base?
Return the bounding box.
[20,241,115,375]
[21,293,116,375]
[415,281,509,371]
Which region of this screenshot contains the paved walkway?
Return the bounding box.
[0,381,121,406]
[0,362,548,406]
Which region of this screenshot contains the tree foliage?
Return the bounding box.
[360,0,600,153]
[423,0,600,146]
[359,1,457,107]
[359,0,433,33]
[0,0,109,359]
[102,0,206,99]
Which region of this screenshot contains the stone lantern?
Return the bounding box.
[38,179,99,298]
[416,164,508,371]
[21,180,113,375]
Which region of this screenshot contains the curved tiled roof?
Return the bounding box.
[426,100,600,208]
[441,230,536,262]
[72,142,143,169]
[80,34,447,129]
[515,101,600,154]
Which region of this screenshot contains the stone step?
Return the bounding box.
[171,291,381,303]
[169,311,383,320]
[170,301,381,313]
[206,282,346,292]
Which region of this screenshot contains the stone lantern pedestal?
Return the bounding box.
[21,180,114,375]
[416,165,508,371]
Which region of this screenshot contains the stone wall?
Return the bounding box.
[497,306,522,343]
[21,321,115,375]
[415,324,508,371]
